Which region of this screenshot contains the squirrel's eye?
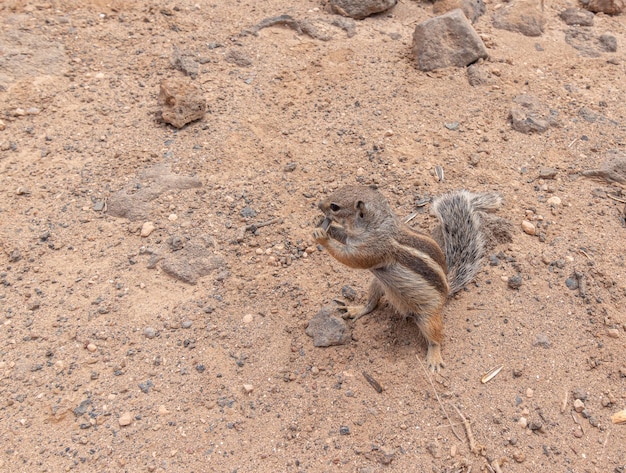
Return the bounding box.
[329,203,340,212]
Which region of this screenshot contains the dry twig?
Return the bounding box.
[452,404,485,456]
[416,355,463,441]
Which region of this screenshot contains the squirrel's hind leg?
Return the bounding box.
[414,310,445,372]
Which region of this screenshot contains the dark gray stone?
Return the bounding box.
[559,8,594,26]
[411,9,487,72]
[306,306,351,347]
[330,0,397,20]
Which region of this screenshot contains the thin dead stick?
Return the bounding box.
[237,217,283,242]
[415,355,463,441]
[249,217,283,229]
[561,390,568,413]
[452,404,485,455]
[490,457,506,473]
[607,194,626,204]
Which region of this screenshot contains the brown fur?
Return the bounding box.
[313,185,501,372]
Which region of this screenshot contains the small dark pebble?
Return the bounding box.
[488,255,500,266]
[139,380,154,394]
[196,364,206,373]
[565,277,578,290]
[508,275,523,289]
[529,421,543,431]
[341,285,357,301]
[339,425,350,435]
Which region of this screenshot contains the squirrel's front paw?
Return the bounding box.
[312,227,328,243]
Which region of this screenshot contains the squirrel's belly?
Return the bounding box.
[372,265,445,316]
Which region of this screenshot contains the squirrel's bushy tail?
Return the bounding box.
[430,190,502,295]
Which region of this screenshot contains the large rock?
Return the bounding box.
[158,78,206,129]
[330,0,397,20]
[585,0,624,15]
[492,0,545,37]
[411,9,487,72]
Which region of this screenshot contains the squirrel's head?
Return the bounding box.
[318,185,394,234]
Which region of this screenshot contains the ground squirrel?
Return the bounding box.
[312,185,501,371]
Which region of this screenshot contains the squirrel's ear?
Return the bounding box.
[355,200,365,219]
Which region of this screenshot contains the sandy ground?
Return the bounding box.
[1,0,625,472]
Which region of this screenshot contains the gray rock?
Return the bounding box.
[492,0,544,37]
[330,0,397,20]
[586,0,624,15]
[158,78,206,129]
[559,8,594,26]
[509,94,556,134]
[411,9,487,72]
[582,149,626,184]
[572,387,588,401]
[171,46,199,78]
[600,34,617,52]
[433,0,486,23]
[508,274,523,289]
[467,62,495,86]
[306,306,351,347]
[565,29,618,57]
[224,49,252,67]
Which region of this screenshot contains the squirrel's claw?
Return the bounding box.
[312,227,328,243]
[426,344,445,372]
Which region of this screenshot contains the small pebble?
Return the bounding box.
[339,425,350,435]
[182,320,193,329]
[243,384,254,393]
[118,411,133,426]
[526,388,534,398]
[546,196,561,206]
[144,327,157,339]
[242,314,253,324]
[521,220,536,235]
[518,417,528,428]
[565,277,579,290]
[574,399,585,413]
[508,275,523,289]
[607,328,620,338]
[513,451,526,462]
[87,343,97,352]
[158,405,170,415]
[140,221,155,237]
[168,213,178,221]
